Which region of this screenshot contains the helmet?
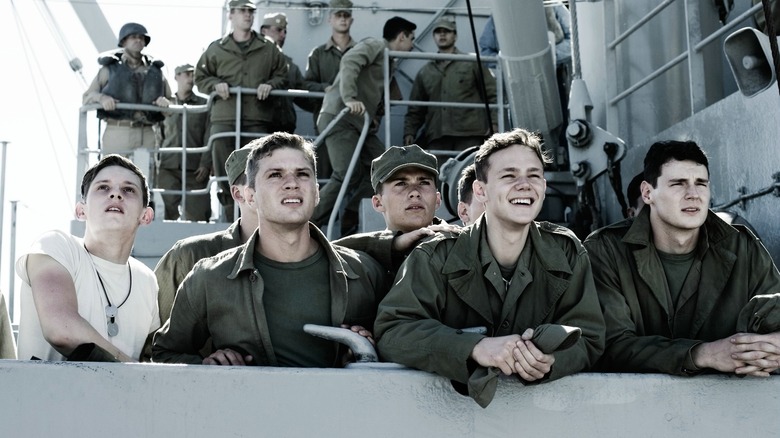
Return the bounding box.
[118,22,151,47]
[438,146,478,218]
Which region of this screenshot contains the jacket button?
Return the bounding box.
[249,273,257,282]
[500,320,510,329]
[455,329,463,334]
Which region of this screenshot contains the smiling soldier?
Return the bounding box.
[374,128,605,407]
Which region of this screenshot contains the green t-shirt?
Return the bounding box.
[255,245,334,367]
[658,249,696,308]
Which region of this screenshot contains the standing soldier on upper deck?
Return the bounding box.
[311,16,417,235]
[303,0,358,176]
[260,12,306,134]
[404,16,497,153]
[195,0,288,221]
[156,64,212,222]
[83,22,172,157]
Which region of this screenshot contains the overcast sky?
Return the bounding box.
[0,0,226,320]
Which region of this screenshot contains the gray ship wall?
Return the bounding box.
[1,360,778,437]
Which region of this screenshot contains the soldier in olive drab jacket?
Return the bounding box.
[375,129,605,407]
[195,0,287,221]
[584,140,780,376]
[153,133,385,367]
[404,16,497,152]
[311,16,417,234]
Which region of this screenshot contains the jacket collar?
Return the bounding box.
[442,215,572,275]
[622,207,740,334]
[325,36,356,51]
[226,222,358,280]
[622,206,738,249]
[440,216,574,324]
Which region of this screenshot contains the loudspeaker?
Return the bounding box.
[724,27,778,98]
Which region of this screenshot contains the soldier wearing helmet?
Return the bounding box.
[83,22,172,158]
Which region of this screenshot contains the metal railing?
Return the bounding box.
[604,0,764,124]
[77,87,326,222]
[383,50,508,150]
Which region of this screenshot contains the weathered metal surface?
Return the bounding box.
[1,360,778,437]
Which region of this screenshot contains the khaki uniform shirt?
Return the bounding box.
[404,48,497,143]
[194,32,288,124]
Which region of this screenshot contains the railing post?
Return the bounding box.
[7,200,17,324]
[684,0,707,113]
[0,141,8,269]
[384,48,392,148]
[603,0,622,134]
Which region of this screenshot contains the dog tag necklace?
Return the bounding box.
[97,266,132,337]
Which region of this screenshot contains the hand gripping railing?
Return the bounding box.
[311,107,371,240]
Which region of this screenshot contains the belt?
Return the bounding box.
[104,119,154,128]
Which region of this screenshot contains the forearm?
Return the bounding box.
[42,315,134,362]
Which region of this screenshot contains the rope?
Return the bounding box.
[10,0,76,207]
[465,0,495,135]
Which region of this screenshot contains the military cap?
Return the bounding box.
[262,12,288,29]
[228,0,256,10]
[225,146,253,185]
[330,0,353,13]
[371,145,438,191]
[433,16,456,32]
[174,64,195,75]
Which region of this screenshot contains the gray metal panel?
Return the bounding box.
[1,360,779,437]
[67,0,115,53]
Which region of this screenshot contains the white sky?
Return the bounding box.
[0,0,226,320]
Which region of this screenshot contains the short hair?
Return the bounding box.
[474,128,551,182]
[383,16,416,41]
[643,140,709,187]
[626,172,644,205]
[246,132,317,190]
[457,164,477,204]
[81,154,150,207]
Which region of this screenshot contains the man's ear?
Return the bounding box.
[640,181,653,205]
[473,180,487,203]
[139,206,154,225]
[75,202,87,221]
[314,182,320,207]
[371,194,385,213]
[231,184,245,204]
[435,192,442,209]
[244,186,256,209]
[457,201,469,225]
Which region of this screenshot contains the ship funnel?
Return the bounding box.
[491,0,563,141]
[724,27,778,98]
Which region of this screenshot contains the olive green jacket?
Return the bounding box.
[375,217,605,407]
[320,37,388,130]
[404,47,497,143]
[583,208,780,374]
[159,92,212,171]
[152,224,386,366]
[304,36,357,92]
[195,32,288,124]
[154,220,243,324]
